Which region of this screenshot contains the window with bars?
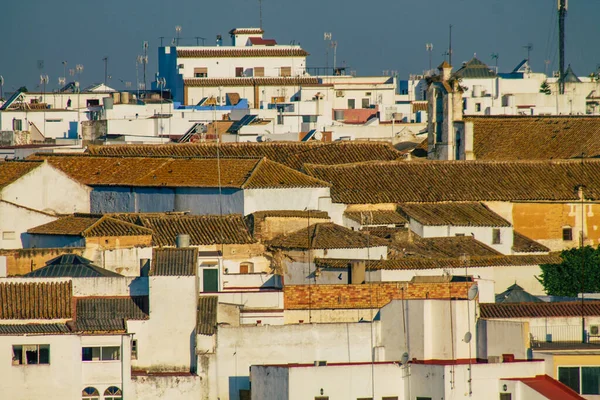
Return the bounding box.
[82,387,99,400]
[563,227,573,241]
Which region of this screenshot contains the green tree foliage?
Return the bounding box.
[539,246,600,296]
[539,80,551,95]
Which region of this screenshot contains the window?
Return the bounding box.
[194,67,208,78]
[559,366,600,395]
[82,387,99,400]
[236,67,244,77]
[357,398,373,400]
[416,398,432,400]
[361,98,370,109]
[492,228,502,244]
[131,339,138,360]
[348,99,355,109]
[382,397,399,400]
[475,103,482,112]
[280,66,291,77]
[46,119,63,123]
[239,262,254,274]
[104,386,122,400]
[12,345,50,365]
[86,99,100,107]
[499,394,512,400]
[563,227,573,241]
[559,366,580,394]
[2,231,16,240]
[13,119,23,131]
[254,67,264,77]
[315,397,329,400]
[82,346,120,361]
[455,233,465,237]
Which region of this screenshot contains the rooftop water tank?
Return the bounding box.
[176,234,191,248]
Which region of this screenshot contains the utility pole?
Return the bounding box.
[558,0,567,94]
[258,0,263,30]
[103,57,108,86]
[448,24,453,66]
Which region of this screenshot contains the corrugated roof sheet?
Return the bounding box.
[512,231,550,253]
[177,48,308,58]
[36,156,328,189]
[315,253,561,270]
[71,318,126,333]
[304,159,600,204]
[114,214,255,246]
[480,302,600,319]
[397,202,511,227]
[85,142,404,171]
[0,161,42,189]
[0,281,72,319]
[468,116,600,160]
[24,254,121,278]
[0,323,70,335]
[151,248,198,276]
[505,375,585,400]
[197,296,218,335]
[75,296,149,320]
[344,210,408,225]
[269,223,388,250]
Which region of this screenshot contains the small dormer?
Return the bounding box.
[229,27,265,47]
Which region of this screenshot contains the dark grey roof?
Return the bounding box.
[0,323,70,335]
[76,296,149,320]
[72,318,126,333]
[25,254,122,278]
[495,283,543,304]
[563,65,581,83]
[197,296,218,335]
[454,57,497,79]
[151,248,198,276]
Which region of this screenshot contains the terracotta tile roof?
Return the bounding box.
[177,48,308,58]
[388,234,502,259]
[86,142,404,171]
[269,223,388,250]
[184,77,317,87]
[0,281,72,319]
[397,202,511,227]
[504,375,585,400]
[512,231,550,253]
[151,248,198,276]
[480,302,600,319]
[229,28,264,35]
[0,323,70,335]
[24,254,122,278]
[315,253,561,270]
[304,159,600,204]
[36,155,327,189]
[0,161,41,189]
[27,215,153,237]
[197,295,218,336]
[113,214,255,246]
[251,210,329,219]
[344,210,408,225]
[467,116,600,160]
[75,296,149,320]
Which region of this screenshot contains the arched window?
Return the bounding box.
[104,386,122,400]
[82,387,99,400]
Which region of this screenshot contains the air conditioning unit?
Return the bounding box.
[335,90,345,98]
[314,360,327,366]
[591,325,599,336]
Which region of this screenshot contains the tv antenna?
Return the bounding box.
[102,56,108,86]
[426,43,433,71]
[258,0,263,30]
[324,32,332,75]
[195,36,206,46]
[175,26,182,46]
[491,53,499,71]
[142,41,148,91]
[523,43,533,70]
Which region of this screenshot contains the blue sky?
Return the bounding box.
[1,0,599,92]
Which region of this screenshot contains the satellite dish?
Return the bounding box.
[401,352,409,365]
[467,285,479,301]
[464,332,472,343]
[314,131,323,141]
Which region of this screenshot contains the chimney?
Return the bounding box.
[438,61,453,82]
[349,261,366,284]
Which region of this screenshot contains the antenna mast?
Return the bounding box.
[143,41,148,92]
[448,24,453,66]
[558,0,567,94]
[259,0,263,30]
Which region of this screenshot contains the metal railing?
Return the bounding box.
[530,325,600,349]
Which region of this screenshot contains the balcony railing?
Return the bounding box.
[530,325,600,349]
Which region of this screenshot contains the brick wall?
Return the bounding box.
[0,247,85,276]
[284,282,471,310]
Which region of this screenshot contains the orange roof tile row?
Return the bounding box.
[269,223,388,250]
[0,161,41,189]
[397,202,511,227]
[480,302,600,319]
[344,210,408,225]
[304,159,600,204]
[27,215,153,237]
[85,142,405,171]
[32,155,328,189]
